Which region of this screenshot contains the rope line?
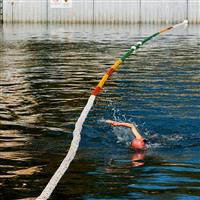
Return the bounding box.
[37,95,96,200]
[36,20,188,200]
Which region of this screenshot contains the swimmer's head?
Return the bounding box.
[131,139,146,150]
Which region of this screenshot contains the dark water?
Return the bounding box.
[0,24,200,200]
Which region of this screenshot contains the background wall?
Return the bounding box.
[2,0,200,24]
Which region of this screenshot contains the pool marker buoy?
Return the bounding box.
[37,20,188,200]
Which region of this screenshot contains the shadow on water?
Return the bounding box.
[0,24,200,199]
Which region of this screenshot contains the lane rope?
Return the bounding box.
[36,20,188,200]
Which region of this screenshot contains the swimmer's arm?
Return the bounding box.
[106,120,132,127]
[130,124,143,140]
[106,120,143,140]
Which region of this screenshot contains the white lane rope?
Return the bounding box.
[36,95,96,200]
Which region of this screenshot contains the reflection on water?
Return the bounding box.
[0,24,200,199]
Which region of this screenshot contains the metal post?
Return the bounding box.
[11,1,14,23]
[139,0,142,24]
[92,0,95,24]
[46,0,49,23]
[0,0,3,23]
[186,0,189,21]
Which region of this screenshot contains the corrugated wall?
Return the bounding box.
[3,0,200,24]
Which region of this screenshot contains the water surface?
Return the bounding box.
[0,23,200,199]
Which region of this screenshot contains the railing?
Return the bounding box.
[2,0,200,24]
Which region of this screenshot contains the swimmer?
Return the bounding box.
[106,120,146,150]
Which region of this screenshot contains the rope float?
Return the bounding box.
[36,20,188,200]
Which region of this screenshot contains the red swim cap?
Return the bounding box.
[131,139,146,149]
